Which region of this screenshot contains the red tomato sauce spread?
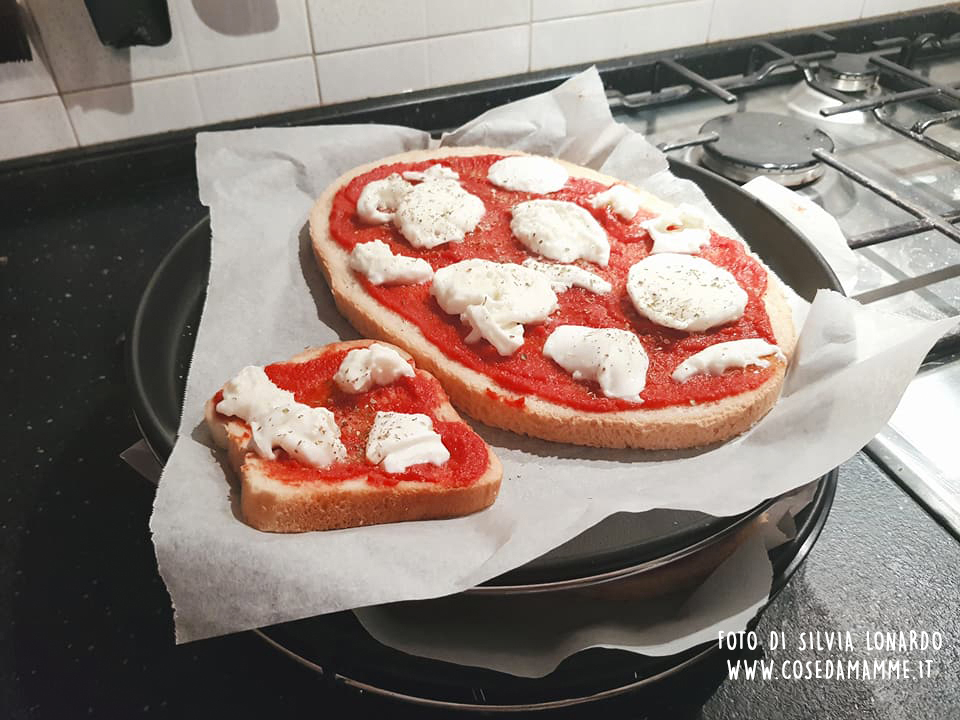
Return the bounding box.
[328,154,777,411]
[214,347,489,487]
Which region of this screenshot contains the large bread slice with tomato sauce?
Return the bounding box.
[309,147,796,450]
[205,340,502,532]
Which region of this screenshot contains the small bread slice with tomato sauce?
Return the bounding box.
[205,340,502,532]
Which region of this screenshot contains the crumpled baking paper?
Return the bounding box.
[354,482,819,678]
[150,67,958,644]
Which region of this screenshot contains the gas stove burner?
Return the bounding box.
[699,113,836,187]
[816,53,880,93]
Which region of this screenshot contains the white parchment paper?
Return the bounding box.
[356,532,775,679]
[151,68,958,643]
[354,483,818,678]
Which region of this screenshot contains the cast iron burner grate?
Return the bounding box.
[697,112,835,187]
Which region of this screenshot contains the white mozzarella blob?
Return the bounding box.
[487,156,568,194]
[626,254,748,332]
[461,303,524,356]
[590,185,644,220]
[365,411,450,474]
[333,343,415,394]
[542,326,649,403]
[431,259,557,356]
[431,259,557,317]
[521,258,611,295]
[356,174,413,224]
[402,164,459,182]
[510,199,610,266]
[216,366,347,468]
[672,339,785,382]
[348,239,433,285]
[643,204,712,254]
[394,180,485,249]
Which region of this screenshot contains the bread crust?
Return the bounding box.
[205,339,503,532]
[310,147,797,450]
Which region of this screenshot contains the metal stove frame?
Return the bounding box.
[602,9,960,359]
[598,10,960,538]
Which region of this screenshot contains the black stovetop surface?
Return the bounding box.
[3,55,960,718]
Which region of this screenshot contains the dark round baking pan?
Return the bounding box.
[256,473,836,711]
[128,217,209,461]
[127,157,841,591]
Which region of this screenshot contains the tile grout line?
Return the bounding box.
[170,0,207,132]
[421,0,431,90]
[11,0,884,152]
[19,0,80,148]
[309,2,704,63]
[0,91,61,105]
[56,55,316,100]
[26,6,695,103]
[303,0,317,54]
[527,0,534,73]
[533,0,700,24]
[312,20,533,57]
[704,0,717,43]
[302,0,323,103]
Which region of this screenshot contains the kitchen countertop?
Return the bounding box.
[3,133,959,719]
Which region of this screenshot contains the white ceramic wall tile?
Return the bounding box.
[174,0,312,71]
[193,57,319,124]
[532,0,676,22]
[861,0,948,16]
[0,3,57,102]
[425,0,530,36]
[315,41,429,104]
[428,26,529,88]
[0,96,77,160]
[0,56,56,103]
[64,76,203,145]
[709,0,864,41]
[531,1,710,71]
[8,0,950,159]
[308,0,427,53]
[29,0,192,92]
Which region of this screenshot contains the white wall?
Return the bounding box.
[0,0,951,161]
